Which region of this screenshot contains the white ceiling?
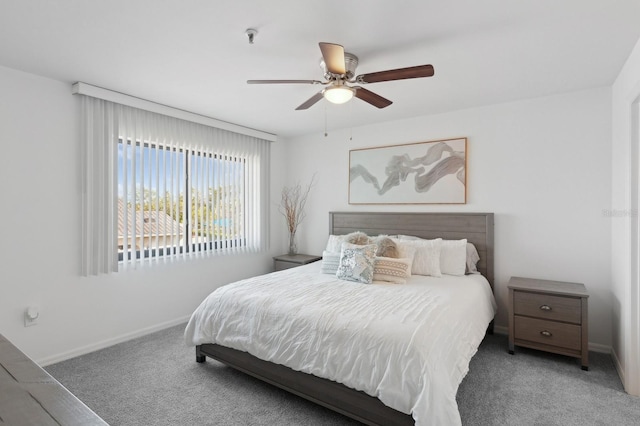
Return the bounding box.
[1,0,639,138]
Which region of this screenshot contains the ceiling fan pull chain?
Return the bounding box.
[349,100,353,141]
[324,102,328,137]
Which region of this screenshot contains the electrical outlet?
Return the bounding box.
[24,307,39,327]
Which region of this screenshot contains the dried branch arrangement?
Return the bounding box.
[279,175,316,254]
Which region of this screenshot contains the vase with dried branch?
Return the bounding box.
[279,175,316,256]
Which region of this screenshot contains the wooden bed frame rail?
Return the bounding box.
[196,344,413,425]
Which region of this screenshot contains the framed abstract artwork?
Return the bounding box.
[349,137,467,204]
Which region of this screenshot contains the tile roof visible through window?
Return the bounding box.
[117,199,184,250]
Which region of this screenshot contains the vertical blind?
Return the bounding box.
[80,95,270,275]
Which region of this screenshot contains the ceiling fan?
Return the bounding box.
[247,42,434,110]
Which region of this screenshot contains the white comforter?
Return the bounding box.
[184,262,496,425]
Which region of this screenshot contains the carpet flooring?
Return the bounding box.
[45,324,640,425]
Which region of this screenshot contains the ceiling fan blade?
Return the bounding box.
[319,42,346,75]
[247,79,323,84]
[356,64,434,84]
[354,87,393,109]
[295,91,325,110]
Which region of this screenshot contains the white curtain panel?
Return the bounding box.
[80,95,270,275]
[80,96,118,276]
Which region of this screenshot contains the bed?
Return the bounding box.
[185,212,495,425]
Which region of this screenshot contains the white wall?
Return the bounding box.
[611,36,640,395]
[0,65,287,365]
[283,87,613,349]
[0,61,616,365]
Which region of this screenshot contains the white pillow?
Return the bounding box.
[373,257,412,284]
[320,250,341,274]
[336,242,377,284]
[397,234,421,241]
[441,239,467,276]
[394,238,442,277]
[325,235,346,253]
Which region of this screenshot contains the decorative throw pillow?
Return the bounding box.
[345,231,371,245]
[371,235,399,258]
[320,250,341,274]
[399,238,443,277]
[440,239,467,276]
[466,243,481,274]
[336,242,377,284]
[373,257,412,284]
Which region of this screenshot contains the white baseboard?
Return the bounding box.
[611,346,626,388]
[38,315,191,367]
[589,342,612,354]
[491,325,611,353]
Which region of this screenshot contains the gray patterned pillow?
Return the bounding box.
[336,242,377,284]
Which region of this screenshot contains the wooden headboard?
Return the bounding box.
[329,212,494,289]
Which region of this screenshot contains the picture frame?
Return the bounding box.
[349,137,467,204]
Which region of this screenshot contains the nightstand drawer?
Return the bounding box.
[514,316,581,350]
[514,291,581,324]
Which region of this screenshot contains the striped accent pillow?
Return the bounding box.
[373,257,412,284]
[320,250,341,274]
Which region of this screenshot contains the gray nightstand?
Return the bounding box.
[508,276,589,370]
[273,254,322,271]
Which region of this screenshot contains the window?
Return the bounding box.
[118,140,249,261]
[79,93,270,275]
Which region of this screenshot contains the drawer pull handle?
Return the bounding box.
[540,330,552,337]
[539,305,552,311]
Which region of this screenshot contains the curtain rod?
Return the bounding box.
[71,82,277,142]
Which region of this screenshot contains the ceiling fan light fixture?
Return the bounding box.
[323,86,354,104]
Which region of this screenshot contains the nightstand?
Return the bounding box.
[273,254,322,271]
[508,276,589,370]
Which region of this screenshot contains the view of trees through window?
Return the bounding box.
[117,140,245,258]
